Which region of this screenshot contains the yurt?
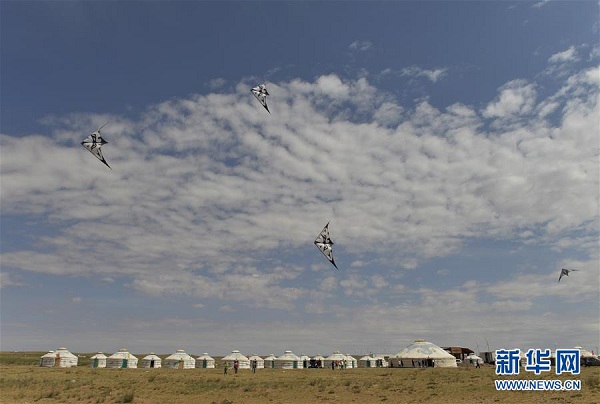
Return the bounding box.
[274,350,301,369]
[106,348,138,368]
[393,339,457,368]
[90,352,107,368]
[324,351,347,369]
[345,354,357,368]
[465,353,483,366]
[195,353,216,369]
[222,350,250,369]
[141,353,162,368]
[263,353,277,369]
[359,355,376,368]
[299,354,311,369]
[40,351,56,367]
[164,349,195,369]
[40,347,78,367]
[311,354,325,368]
[248,354,265,369]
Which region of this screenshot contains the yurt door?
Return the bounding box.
[179,360,184,369]
[121,359,127,368]
[54,354,61,367]
[150,360,155,368]
[93,358,99,368]
[293,361,298,369]
[203,359,207,368]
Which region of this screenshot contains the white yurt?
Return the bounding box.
[312,354,325,368]
[465,353,483,366]
[274,350,301,369]
[90,352,107,368]
[574,346,595,358]
[222,350,250,369]
[263,353,277,369]
[299,354,311,369]
[196,353,216,369]
[40,347,78,367]
[393,339,457,368]
[345,354,357,368]
[141,353,162,368]
[106,348,138,368]
[324,351,347,369]
[40,351,56,367]
[248,354,265,369]
[164,349,195,369]
[359,355,376,368]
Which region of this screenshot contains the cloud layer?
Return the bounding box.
[1,61,598,353]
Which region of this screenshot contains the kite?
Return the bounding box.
[314,221,338,270]
[558,268,578,283]
[81,122,111,169]
[251,83,270,114]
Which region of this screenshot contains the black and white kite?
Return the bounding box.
[558,268,578,283]
[314,221,338,270]
[251,83,270,114]
[81,123,111,169]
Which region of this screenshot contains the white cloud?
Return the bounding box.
[482,79,536,119]
[349,40,372,52]
[0,273,24,288]
[548,46,579,64]
[401,66,448,83]
[207,77,226,89]
[532,0,550,8]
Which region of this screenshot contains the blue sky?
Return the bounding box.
[1,1,599,357]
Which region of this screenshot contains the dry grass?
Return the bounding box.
[1,352,599,403]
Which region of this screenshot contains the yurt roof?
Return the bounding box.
[109,348,137,359]
[54,347,77,358]
[396,340,455,359]
[248,355,263,361]
[91,353,108,359]
[196,353,214,360]
[325,351,346,360]
[223,350,248,360]
[41,351,55,358]
[574,347,595,357]
[276,350,300,360]
[345,355,357,361]
[313,354,325,360]
[359,355,373,361]
[142,353,161,360]
[465,353,482,360]
[165,349,194,360]
[264,354,277,360]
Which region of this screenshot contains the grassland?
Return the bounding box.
[1,352,599,403]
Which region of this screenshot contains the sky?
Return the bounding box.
[1,1,599,357]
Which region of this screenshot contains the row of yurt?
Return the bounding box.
[389,340,457,368]
[163,349,195,369]
[40,348,78,368]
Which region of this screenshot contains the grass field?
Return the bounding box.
[1,352,599,403]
